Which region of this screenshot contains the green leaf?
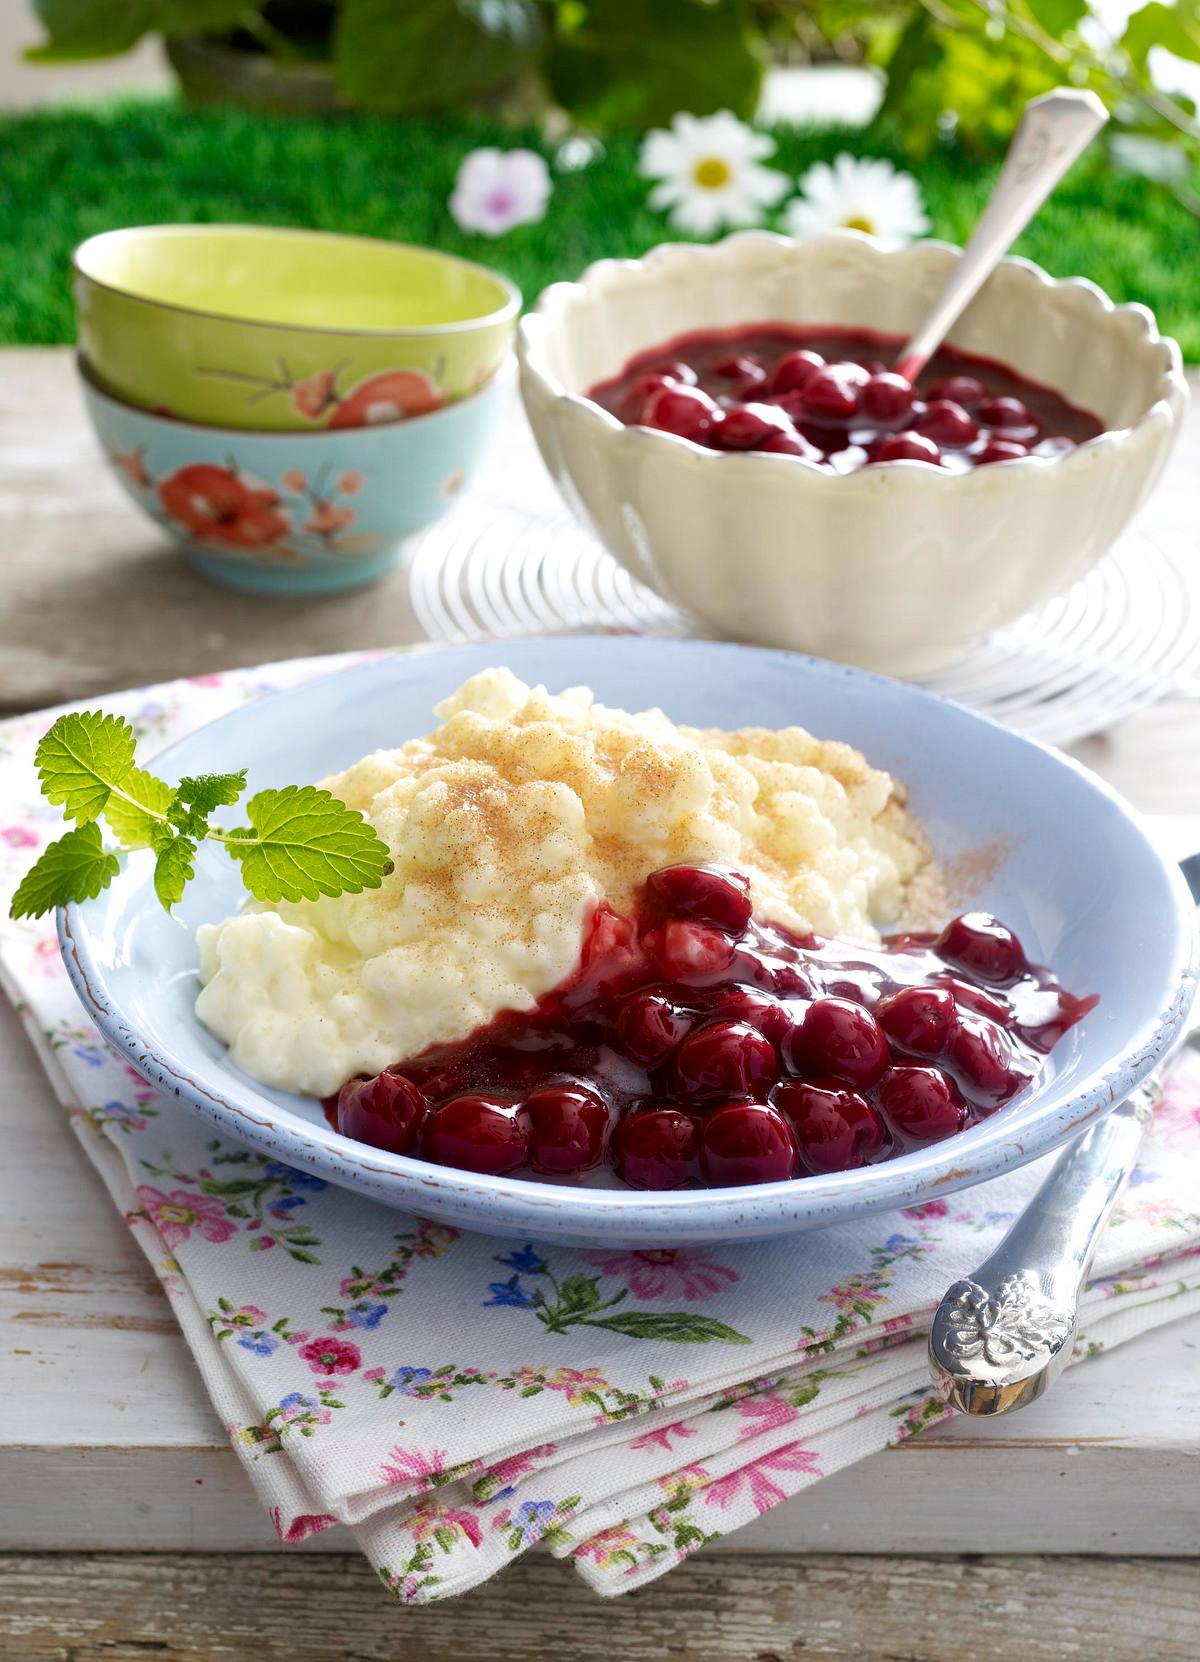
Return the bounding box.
[582,1311,752,1345]
[1024,0,1088,35]
[556,1273,603,1314]
[333,0,544,115]
[25,0,156,61]
[1121,0,1200,68]
[226,785,392,904]
[153,834,196,911]
[546,0,764,129]
[168,770,249,836]
[9,823,120,918]
[102,765,173,848]
[174,771,249,815]
[36,710,136,824]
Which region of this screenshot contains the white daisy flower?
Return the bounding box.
[449,147,552,238]
[783,154,930,244]
[639,110,790,237]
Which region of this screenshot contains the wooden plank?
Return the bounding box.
[2,1551,1199,1661]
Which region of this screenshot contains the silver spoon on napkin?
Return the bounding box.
[893,88,1108,386]
[928,851,1200,1415]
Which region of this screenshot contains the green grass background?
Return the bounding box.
[1,98,1197,356]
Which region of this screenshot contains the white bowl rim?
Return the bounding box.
[73,223,522,339]
[57,635,1200,1244]
[77,350,517,441]
[518,228,1188,481]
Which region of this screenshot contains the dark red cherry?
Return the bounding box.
[977,395,1032,430]
[759,430,822,459]
[712,353,766,390]
[925,375,986,409]
[337,1071,427,1155]
[641,383,721,443]
[797,365,866,419]
[936,975,1012,1025]
[710,985,795,1045]
[674,1018,777,1100]
[617,372,673,423]
[935,913,1027,985]
[974,438,1029,465]
[647,864,753,932]
[876,985,958,1057]
[793,998,889,1087]
[947,1019,1030,1107]
[717,402,795,451]
[877,1066,967,1140]
[859,372,914,425]
[871,430,941,465]
[612,1107,699,1189]
[775,1079,886,1173]
[701,1102,797,1186]
[654,359,698,385]
[650,920,737,980]
[524,1083,607,1175]
[916,399,978,448]
[421,1094,529,1175]
[770,349,824,395]
[616,989,693,1067]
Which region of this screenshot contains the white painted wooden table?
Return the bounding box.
[2,350,1199,1657]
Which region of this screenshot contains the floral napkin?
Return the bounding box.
[2,650,1200,1604]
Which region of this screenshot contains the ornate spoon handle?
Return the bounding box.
[928,1084,1155,1416]
[894,88,1108,383]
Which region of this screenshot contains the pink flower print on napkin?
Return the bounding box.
[298,1335,361,1376]
[580,1247,740,1302]
[734,1393,799,1439]
[136,1185,236,1248]
[271,1507,338,1544]
[381,1445,448,1488]
[703,1443,822,1516]
[630,1421,697,1453]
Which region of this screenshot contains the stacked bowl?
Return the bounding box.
[76,225,518,593]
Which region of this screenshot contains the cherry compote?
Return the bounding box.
[325,866,1096,1192]
[587,325,1103,473]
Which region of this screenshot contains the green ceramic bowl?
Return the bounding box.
[73,225,519,433]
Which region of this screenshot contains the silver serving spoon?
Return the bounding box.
[928,851,1200,1415]
[894,89,1109,386]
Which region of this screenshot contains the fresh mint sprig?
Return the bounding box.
[9,710,393,920]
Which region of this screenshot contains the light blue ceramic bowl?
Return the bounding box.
[79,355,514,594]
[59,639,1197,1247]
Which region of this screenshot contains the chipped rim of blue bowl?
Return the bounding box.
[58,638,1200,1245]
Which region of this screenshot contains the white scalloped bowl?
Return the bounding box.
[518,232,1187,677]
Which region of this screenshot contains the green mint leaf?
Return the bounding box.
[175,771,249,815]
[9,823,120,919]
[581,1312,752,1345]
[35,710,136,823]
[102,765,173,848]
[153,834,197,912]
[167,770,249,838]
[226,785,392,904]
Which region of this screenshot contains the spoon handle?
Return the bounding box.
[895,88,1109,383]
[927,1083,1155,1416]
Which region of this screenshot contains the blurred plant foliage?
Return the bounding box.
[27,0,1200,194]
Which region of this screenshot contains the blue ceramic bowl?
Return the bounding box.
[59,639,1197,1247]
[79,355,514,594]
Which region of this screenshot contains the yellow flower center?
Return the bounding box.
[693,156,732,190]
[841,213,875,233]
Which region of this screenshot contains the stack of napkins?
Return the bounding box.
[3,652,1198,1602]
